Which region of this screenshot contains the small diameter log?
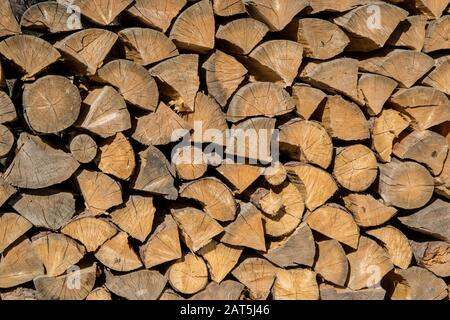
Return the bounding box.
[213,0,245,16]
[286,162,338,211]
[387,15,427,51]
[263,223,315,268]
[347,237,393,290]
[0,238,44,289]
[221,202,266,252]
[272,269,319,300]
[378,159,434,209]
[264,165,287,186]
[0,212,32,254]
[398,199,450,241]
[0,0,21,37]
[231,257,276,300]
[170,0,215,53]
[0,91,16,124]
[97,59,159,111]
[423,56,450,95]
[307,204,360,249]
[95,231,143,272]
[4,133,79,189]
[74,170,123,215]
[140,215,182,268]
[180,178,236,222]
[245,0,308,31]
[150,54,199,112]
[0,35,60,80]
[291,84,326,120]
[358,73,397,116]
[173,146,208,181]
[110,195,155,242]
[70,134,97,164]
[168,253,209,294]
[0,124,14,157]
[34,263,97,300]
[77,86,131,138]
[105,270,167,300]
[198,240,242,283]
[411,241,450,277]
[31,233,85,277]
[54,29,118,75]
[23,75,81,134]
[62,217,118,252]
[320,284,386,300]
[86,287,112,301]
[216,18,269,55]
[171,207,223,252]
[279,120,333,169]
[73,0,133,25]
[366,226,412,269]
[315,240,348,286]
[96,133,135,180]
[216,163,261,193]
[424,16,450,53]
[343,194,397,228]
[10,190,75,231]
[190,281,244,300]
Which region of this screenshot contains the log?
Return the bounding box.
[0,174,15,208]
[291,84,326,120]
[173,146,208,181]
[411,241,450,277]
[250,188,283,216]
[1,288,38,300]
[0,91,17,124]
[0,0,21,37]
[424,16,450,52]
[320,283,386,300]
[105,270,167,300]
[407,0,450,18]
[272,268,319,300]
[435,152,450,198]
[70,134,98,164]
[358,73,397,115]
[72,0,133,25]
[423,56,450,95]
[387,15,427,51]
[264,165,287,186]
[190,280,244,300]
[86,287,112,300]
[118,27,178,66]
[0,124,14,158]
[0,212,32,254]
[168,253,209,294]
[216,163,261,193]
[378,159,434,209]
[308,0,374,13]
[315,240,348,286]
[213,0,245,16]
[343,193,397,227]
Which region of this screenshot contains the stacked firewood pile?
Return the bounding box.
[0,0,449,300]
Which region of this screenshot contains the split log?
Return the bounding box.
[0,175,15,208]
[190,280,244,300]
[272,268,319,300]
[127,0,187,32]
[435,152,450,198]
[315,240,349,286]
[0,0,21,37]
[424,16,450,52]
[408,0,450,18]
[389,86,450,130]
[4,133,79,189]
[96,133,135,180]
[308,0,374,13]
[149,54,199,112]
[264,165,287,186]
[73,0,133,25]
[387,15,427,51]
[77,86,131,138]
[170,0,215,53]
[221,202,266,251]
[226,82,295,122]
[213,0,245,16]
[173,146,208,181]
[366,226,412,269]
[285,18,350,60]
[0,35,60,80]
[398,199,450,241]
[0,91,17,124]
[216,18,269,55]
[31,233,86,277]
[307,204,360,249]
[285,162,338,211]
[202,50,247,107]
[168,253,209,294]
[0,238,44,289]
[61,217,118,252]
[343,193,397,227]
[132,102,190,145]
[23,75,81,134]
[10,190,75,231]
[231,257,276,300]
[97,59,159,111]
[74,170,123,215]
[333,144,378,192]
[1,288,38,300]
[171,207,223,252]
[131,145,178,200]
[320,283,386,300]
[0,124,14,157]
[358,73,397,115]
[70,134,98,164]
[423,56,450,95]
[86,287,112,300]
[179,178,236,222]
[105,270,167,300]
[388,266,448,300]
[0,212,32,254]
[347,236,393,290]
[140,214,182,268]
[216,163,261,193]
[245,0,309,31]
[263,223,315,268]
[198,240,242,283]
[118,27,178,66]
[54,29,118,75]
[20,1,83,33]
[372,109,410,162]
[378,159,434,209]
[280,120,333,169]
[393,130,448,175]
[110,195,155,242]
[411,241,450,277]
[291,84,326,120]
[334,4,409,52]
[34,263,97,300]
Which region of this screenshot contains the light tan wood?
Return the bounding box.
[0,174,15,208]
[96,133,135,180]
[291,84,326,120]
[423,56,450,95]
[73,0,133,25]
[0,91,17,124]
[0,124,14,157]
[0,212,32,254]
[106,270,167,300]
[315,240,348,286]
[411,241,450,277]
[272,268,319,300]
[387,15,427,51]
[1,288,38,300]
[216,163,261,193]
[358,73,397,115]
[168,253,209,294]
[0,0,21,37]
[213,0,245,16]
[70,134,97,164]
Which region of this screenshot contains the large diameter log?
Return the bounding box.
[424,16,450,52]
[411,241,450,277]
[213,0,245,16]
[320,283,386,300]
[387,15,427,51]
[291,84,326,120]
[105,270,167,300]
[0,124,14,158]
[272,269,319,300]
[72,0,133,25]
[358,73,397,116]
[190,281,244,300]
[0,91,17,124]
[168,253,209,294]
[423,56,450,95]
